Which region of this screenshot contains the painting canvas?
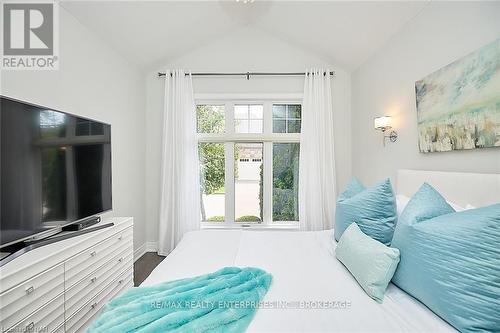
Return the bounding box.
[415,38,500,153]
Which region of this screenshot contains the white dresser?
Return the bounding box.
[0,217,134,333]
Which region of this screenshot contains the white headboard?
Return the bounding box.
[397,169,500,207]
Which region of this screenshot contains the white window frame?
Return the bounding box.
[196,94,302,230]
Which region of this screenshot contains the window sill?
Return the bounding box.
[200,222,299,231]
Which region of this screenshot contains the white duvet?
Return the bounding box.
[142,229,455,333]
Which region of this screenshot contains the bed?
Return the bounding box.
[141,170,500,332]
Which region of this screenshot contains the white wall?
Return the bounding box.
[1,7,146,251]
[352,1,500,187]
[145,27,351,244]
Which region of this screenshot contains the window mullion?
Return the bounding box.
[225,101,234,135]
[199,134,299,142]
[262,101,273,225]
[225,142,235,225]
[263,142,273,225]
[285,104,288,133]
[263,101,272,135]
[225,101,235,226]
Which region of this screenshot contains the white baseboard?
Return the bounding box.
[133,243,146,261]
[134,241,159,262]
[145,241,158,252]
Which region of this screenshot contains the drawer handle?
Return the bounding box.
[26,322,35,331]
[90,251,97,257]
[25,286,35,294]
[90,302,98,309]
[91,277,97,283]
[118,235,123,240]
[118,257,123,263]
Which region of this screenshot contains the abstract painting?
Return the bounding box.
[415,38,500,153]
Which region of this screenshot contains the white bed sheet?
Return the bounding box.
[142,229,455,333]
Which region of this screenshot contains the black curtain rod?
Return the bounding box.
[157,71,335,80]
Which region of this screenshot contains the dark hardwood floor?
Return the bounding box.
[134,252,165,286]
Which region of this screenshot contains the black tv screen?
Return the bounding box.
[0,97,112,247]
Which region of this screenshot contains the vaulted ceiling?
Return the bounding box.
[61,1,429,71]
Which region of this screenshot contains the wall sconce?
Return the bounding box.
[374,116,398,146]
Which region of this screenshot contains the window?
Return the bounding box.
[199,143,225,222]
[196,101,301,227]
[273,104,301,133]
[235,142,263,222]
[234,104,263,133]
[197,105,225,134]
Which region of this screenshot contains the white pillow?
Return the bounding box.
[396,195,410,218]
[447,201,465,212]
[397,195,474,216]
[442,201,475,211]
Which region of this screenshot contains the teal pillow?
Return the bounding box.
[336,223,400,303]
[335,178,397,245]
[337,177,365,201]
[391,183,500,333]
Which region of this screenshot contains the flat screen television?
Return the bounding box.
[0,96,112,248]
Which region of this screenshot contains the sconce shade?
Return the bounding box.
[374,116,392,131]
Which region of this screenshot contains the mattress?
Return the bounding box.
[142,229,455,332]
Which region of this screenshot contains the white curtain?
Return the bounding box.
[299,69,337,231]
[158,69,200,255]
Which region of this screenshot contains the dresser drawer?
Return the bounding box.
[65,249,133,317]
[3,293,64,333]
[0,263,64,330]
[65,227,133,287]
[66,268,133,333]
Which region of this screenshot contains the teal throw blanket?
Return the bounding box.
[87,267,272,333]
